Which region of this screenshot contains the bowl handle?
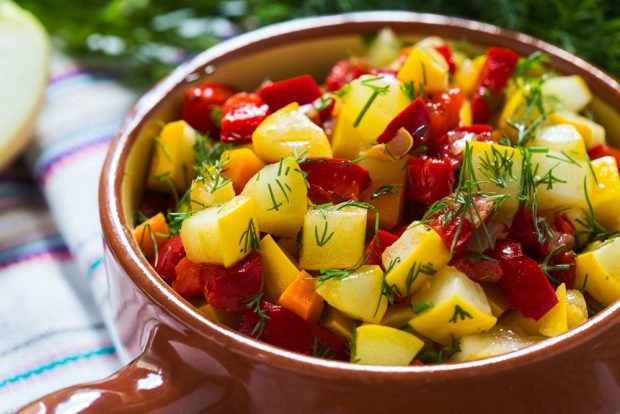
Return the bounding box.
[16,325,242,413]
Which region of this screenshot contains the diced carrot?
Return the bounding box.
[277,270,324,323]
[132,212,170,262]
[220,148,265,193]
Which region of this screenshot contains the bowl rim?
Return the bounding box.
[100,11,620,381]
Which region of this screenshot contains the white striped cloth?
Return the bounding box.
[0,53,137,413]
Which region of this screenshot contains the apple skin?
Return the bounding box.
[0,0,50,168]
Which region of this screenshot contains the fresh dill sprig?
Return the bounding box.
[574,177,610,246]
[239,219,260,254]
[412,300,434,314]
[314,220,335,247]
[241,278,270,339]
[417,334,461,364]
[354,76,389,127]
[538,243,570,284]
[370,184,403,200]
[311,337,333,359]
[449,305,473,323]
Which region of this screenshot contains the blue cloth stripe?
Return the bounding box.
[0,346,116,389]
[86,257,104,281]
[0,234,68,264]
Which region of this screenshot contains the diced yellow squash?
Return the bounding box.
[413,36,445,50]
[409,266,497,345]
[382,222,450,296]
[589,156,620,230]
[529,124,587,160]
[363,179,406,231]
[188,176,235,211]
[332,74,410,159]
[198,303,240,328]
[542,75,592,113]
[498,87,543,142]
[481,283,511,318]
[566,289,588,328]
[469,141,523,224]
[459,100,472,126]
[378,303,415,328]
[241,157,308,238]
[538,283,568,337]
[530,148,593,212]
[180,195,258,267]
[575,237,620,306]
[252,102,332,162]
[455,55,485,97]
[358,146,409,183]
[397,47,449,92]
[367,27,402,67]
[220,147,265,193]
[316,265,388,323]
[320,306,356,340]
[499,310,540,336]
[260,234,300,303]
[353,325,424,366]
[147,120,197,193]
[548,110,605,149]
[451,326,540,362]
[299,205,367,270]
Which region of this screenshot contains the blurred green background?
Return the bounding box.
[20,0,620,86]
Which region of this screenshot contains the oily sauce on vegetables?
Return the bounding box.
[133,29,619,366]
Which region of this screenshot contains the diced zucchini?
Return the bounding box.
[451,326,539,362]
[252,102,332,163]
[548,111,605,149]
[320,306,356,341]
[299,205,367,270]
[455,55,485,97]
[575,237,620,306]
[188,175,235,211]
[315,265,387,323]
[542,75,592,113]
[353,324,424,366]
[260,234,300,303]
[382,222,450,297]
[469,140,523,224]
[147,120,197,193]
[366,27,403,67]
[529,124,587,160]
[538,283,568,337]
[358,146,409,183]
[566,289,588,328]
[408,266,497,345]
[180,195,258,267]
[241,157,308,237]
[332,74,410,159]
[589,156,620,231]
[397,47,449,92]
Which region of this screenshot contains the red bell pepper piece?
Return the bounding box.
[325,58,370,92]
[238,301,348,360]
[430,124,494,169]
[172,257,207,298]
[471,48,520,124]
[220,92,269,144]
[509,208,575,260]
[155,235,186,283]
[377,98,430,146]
[429,195,495,259]
[426,88,464,146]
[182,81,236,136]
[434,44,456,75]
[202,251,264,312]
[492,239,558,320]
[454,254,503,283]
[257,75,322,111]
[299,158,371,204]
[366,230,399,267]
[549,250,576,289]
[588,144,620,170]
[407,156,455,205]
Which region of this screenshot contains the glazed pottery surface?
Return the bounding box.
[19,12,620,414]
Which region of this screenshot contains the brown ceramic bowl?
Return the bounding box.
[21,12,620,414]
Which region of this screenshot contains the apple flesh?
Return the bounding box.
[0,0,50,168]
